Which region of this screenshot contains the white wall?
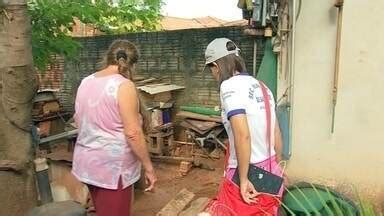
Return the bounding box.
[281,0,384,201]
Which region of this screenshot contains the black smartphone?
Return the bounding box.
[231,164,284,196]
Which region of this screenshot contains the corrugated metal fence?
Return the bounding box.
[39,26,265,112]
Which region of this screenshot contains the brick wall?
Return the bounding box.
[41,26,265,112]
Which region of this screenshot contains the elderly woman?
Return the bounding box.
[204,38,284,215]
[72,40,156,216]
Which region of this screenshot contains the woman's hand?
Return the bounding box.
[240,179,259,204]
[144,168,157,192]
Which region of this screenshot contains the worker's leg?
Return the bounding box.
[87,177,133,216]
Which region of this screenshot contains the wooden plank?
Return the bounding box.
[179,197,210,216]
[185,119,219,131]
[135,77,158,86]
[153,91,172,102]
[152,122,173,131]
[180,120,206,135]
[0,160,22,171]
[137,84,184,95]
[243,28,265,36]
[174,141,195,146]
[156,188,195,216]
[176,111,222,123]
[151,155,194,163]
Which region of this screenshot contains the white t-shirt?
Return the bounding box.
[220,73,276,168]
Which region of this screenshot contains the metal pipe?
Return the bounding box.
[39,129,78,145]
[262,0,268,27]
[288,0,297,157]
[253,39,258,77]
[34,158,53,204]
[331,1,344,133]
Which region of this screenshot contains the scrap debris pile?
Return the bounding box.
[135,76,227,176]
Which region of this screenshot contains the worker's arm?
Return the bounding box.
[230,114,258,204]
[274,118,283,162]
[274,117,289,185]
[220,81,257,203]
[118,80,156,191]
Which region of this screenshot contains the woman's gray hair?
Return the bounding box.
[99,39,139,80]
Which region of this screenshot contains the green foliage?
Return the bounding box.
[354,187,377,216]
[282,184,363,215]
[94,0,162,34]
[28,0,163,70]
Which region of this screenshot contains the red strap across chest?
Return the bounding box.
[259,81,272,171]
[224,80,273,171]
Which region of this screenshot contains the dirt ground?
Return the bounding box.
[132,157,224,216]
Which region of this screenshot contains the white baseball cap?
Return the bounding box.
[204,38,241,65]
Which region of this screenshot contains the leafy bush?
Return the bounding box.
[28,0,162,70]
[280,182,377,216]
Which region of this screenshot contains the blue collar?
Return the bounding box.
[236,72,250,76]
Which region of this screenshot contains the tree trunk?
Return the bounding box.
[0,0,38,215]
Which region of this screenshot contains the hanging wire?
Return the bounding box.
[296,0,302,21]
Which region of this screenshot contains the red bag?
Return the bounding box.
[205,177,279,216]
[204,81,280,216]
